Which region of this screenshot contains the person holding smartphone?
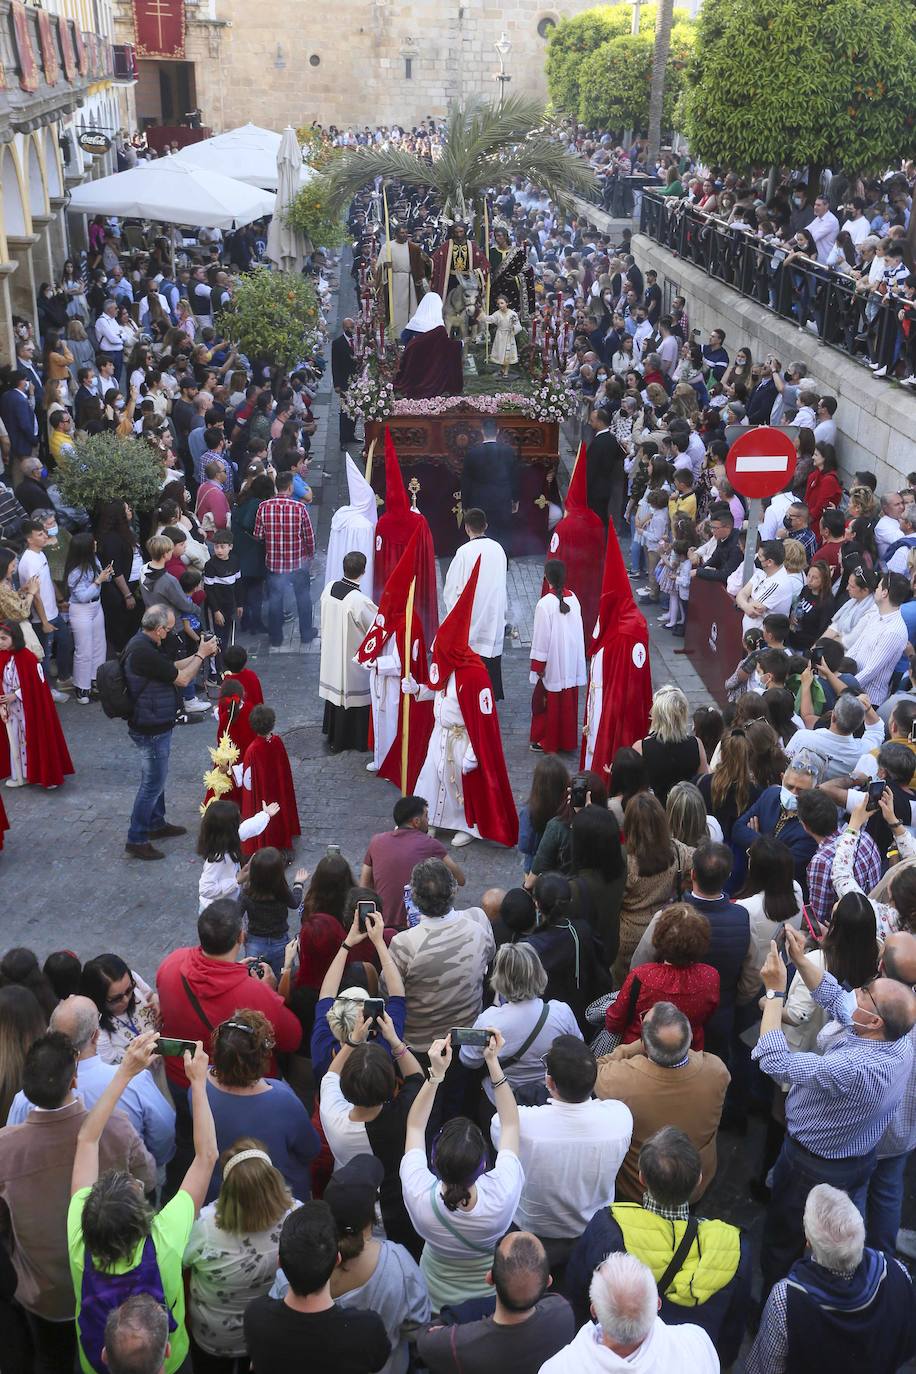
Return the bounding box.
[399,1030,522,1312]
[64,533,114,704]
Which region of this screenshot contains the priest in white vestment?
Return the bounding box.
[375,223,428,337]
[319,551,378,753]
[529,559,586,754]
[442,507,508,700]
[324,454,377,592]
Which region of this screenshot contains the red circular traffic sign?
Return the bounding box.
[725,426,797,500]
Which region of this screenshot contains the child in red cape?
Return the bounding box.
[0,620,74,789]
[222,643,264,705]
[240,704,300,858]
[203,682,256,808]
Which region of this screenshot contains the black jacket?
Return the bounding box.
[696,529,743,583]
[460,439,520,525]
[585,430,627,520]
[331,333,357,391]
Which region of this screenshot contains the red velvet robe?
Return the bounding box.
[224,667,264,706]
[374,517,438,646]
[393,326,463,400]
[240,734,301,854]
[546,443,606,651]
[0,717,9,849]
[205,696,256,808]
[0,647,74,788]
[454,660,518,847]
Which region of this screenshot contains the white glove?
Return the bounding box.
[402,675,419,696]
[461,757,478,775]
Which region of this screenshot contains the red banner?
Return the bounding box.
[132,0,185,58]
[11,2,39,92]
[72,24,88,77]
[36,9,59,86]
[58,16,77,83]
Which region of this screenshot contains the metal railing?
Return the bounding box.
[639,191,915,378]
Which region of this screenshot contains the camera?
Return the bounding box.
[247,958,268,979]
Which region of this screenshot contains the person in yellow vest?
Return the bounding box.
[563,1126,751,1369]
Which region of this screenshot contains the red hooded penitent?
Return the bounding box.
[0,645,74,788]
[356,528,434,792]
[546,441,607,649]
[580,521,652,778]
[428,558,518,847]
[372,428,439,643]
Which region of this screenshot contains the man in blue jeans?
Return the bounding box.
[122,605,218,860]
[753,923,916,1296]
[253,470,317,648]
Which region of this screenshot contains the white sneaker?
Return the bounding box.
[4,777,24,788]
[451,831,473,848]
[184,697,211,713]
[51,688,69,703]
[872,364,888,378]
[365,761,378,772]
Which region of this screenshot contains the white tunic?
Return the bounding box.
[324,455,377,592]
[443,537,508,659]
[377,238,421,337]
[529,591,587,692]
[318,582,377,708]
[414,676,480,837]
[368,637,401,770]
[581,645,605,772]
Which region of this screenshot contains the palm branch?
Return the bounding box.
[316,95,596,218]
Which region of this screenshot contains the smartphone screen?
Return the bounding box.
[154,1037,197,1057]
[363,998,384,1022]
[356,899,376,932]
[867,780,887,811]
[449,1027,493,1049]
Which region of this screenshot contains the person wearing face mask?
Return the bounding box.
[732,757,821,891]
[753,920,916,1298]
[788,184,815,235]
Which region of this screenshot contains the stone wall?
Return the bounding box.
[205,0,604,131]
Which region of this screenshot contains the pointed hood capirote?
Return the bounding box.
[429,554,482,687]
[546,441,607,650]
[372,426,439,642]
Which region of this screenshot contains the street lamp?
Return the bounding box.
[494,32,511,108]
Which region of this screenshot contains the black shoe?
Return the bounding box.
[176,712,205,725]
[670,624,685,637]
[125,841,166,860]
[530,742,545,753]
[148,823,187,839]
[302,629,319,643]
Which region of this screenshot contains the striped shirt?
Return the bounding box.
[844,608,909,706]
[831,824,916,938]
[752,971,912,1158]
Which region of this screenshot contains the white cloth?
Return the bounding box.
[741,565,794,632]
[399,1147,524,1259]
[739,886,805,976]
[378,239,422,337]
[486,307,521,365]
[443,537,507,658]
[415,675,479,837]
[845,609,909,705]
[319,1071,370,1168]
[785,721,885,779]
[530,591,587,691]
[841,215,870,249]
[582,644,606,772]
[759,493,794,542]
[809,209,839,264]
[198,811,270,911]
[539,1316,719,1374]
[875,515,903,561]
[69,599,106,691]
[18,548,58,621]
[887,545,915,576]
[828,596,876,647]
[405,291,445,333]
[318,581,376,709]
[492,1097,633,1239]
[324,455,377,591]
[460,997,582,1103]
[368,638,401,771]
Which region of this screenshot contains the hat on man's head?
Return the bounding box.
[323,1154,384,1234]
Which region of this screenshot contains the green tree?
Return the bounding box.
[218,269,322,373]
[577,22,694,135]
[545,6,631,115]
[681,0,916,173]
[57,432,164,516]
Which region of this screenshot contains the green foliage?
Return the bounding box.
[284,182,347,248]
[296,125,339,171]
[681,0,916,171]
[577,22,694,133]
[545,5,693,117]
[57,431,164,515]
[218,268,322,373]
[315,96,596,218]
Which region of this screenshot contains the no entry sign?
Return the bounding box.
[725,427,797,501]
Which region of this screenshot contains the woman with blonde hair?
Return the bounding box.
[185,1136,299,1372]
[666,779,723,845]
[633,683,707,805]
[615,792,693,984]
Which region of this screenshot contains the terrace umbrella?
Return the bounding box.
[265,126,307,273]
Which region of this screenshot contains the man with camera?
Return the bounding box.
[123,604,219,861]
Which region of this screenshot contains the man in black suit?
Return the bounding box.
[331,317,358,447]
[460,416,520,556]
[585,407,627,531]
[74,365,97,429]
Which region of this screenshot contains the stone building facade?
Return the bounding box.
[117,0,608,136]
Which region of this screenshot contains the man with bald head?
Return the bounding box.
[417,1231,575,1373]
[6,995,174,1171]
[332,316,358,446]
[869,931,916,1254]
[755,924,916,1294]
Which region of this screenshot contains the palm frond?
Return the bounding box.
[314,98,597,219]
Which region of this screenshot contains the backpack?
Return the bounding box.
[96,647,148,720]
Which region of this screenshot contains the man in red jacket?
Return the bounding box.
[156,899,302,1094]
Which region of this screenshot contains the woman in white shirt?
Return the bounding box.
[196,799,276,912]
[734,836,804,974]
[459,943,581,1103]
[185,1137,299,1367]
[399,1030,523,1312]
[319,1009,425,1170]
